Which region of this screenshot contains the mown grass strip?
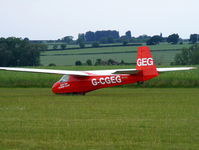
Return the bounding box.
[0,88,199,150]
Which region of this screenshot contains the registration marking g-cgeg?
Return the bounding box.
[91,75,122,86]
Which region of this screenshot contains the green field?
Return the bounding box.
[41,43,192,66]
[0,88,199,150]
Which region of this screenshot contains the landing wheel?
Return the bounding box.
[75,93,86,96]
[56,92,86,96]
[137,81,144,85]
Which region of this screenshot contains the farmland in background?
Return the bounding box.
[41,43,192,66]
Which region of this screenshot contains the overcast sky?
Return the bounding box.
[0,0,198,40]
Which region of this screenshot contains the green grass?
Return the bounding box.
[0,88,199,150]
[0,66,198,88]
[41,43,192,66]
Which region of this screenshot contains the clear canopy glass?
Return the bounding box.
[59,75,69,82]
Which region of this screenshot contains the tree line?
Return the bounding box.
[174,44,199,65]
[0,37,47,67]
[74,59,129,66]
[32,31,198,48]
[47,32,198,50]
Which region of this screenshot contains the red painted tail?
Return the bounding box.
[136,46,158,81]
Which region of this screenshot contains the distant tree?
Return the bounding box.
[192,45,199,64]
[85,30,120,43]
[86,59,92,66]
[123,41,128,46]
[108,59,118,65]
[107,37,114,43]
[99,37,108,44]
[75,61,82,66]
[120,35,129,44]
[95,30,119,42]
[53,44,58,49]
[48,63,56,66]
[0,38,13,66]
[133,35,151,43]
[79,42,85,48]
[95,59,102,65]
[24,37,29,41]
[167,34,179,44]
[60,44,67,50]
[77,33,85,44]
[189,34,199,44]
[62,36,73,44]
[85,31,95,42]
[92,42,99,48]
[120,60,125,65]
[0,37,45,66]
[174,44,199,65]
[125,31,132,39]
[146,35,162,45]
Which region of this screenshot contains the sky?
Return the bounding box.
[0,0,198,40]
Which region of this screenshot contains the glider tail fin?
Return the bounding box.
[136,46,158,81]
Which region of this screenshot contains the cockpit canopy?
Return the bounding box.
[59,75,69,82]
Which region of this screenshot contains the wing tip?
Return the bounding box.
[191,67,197,70]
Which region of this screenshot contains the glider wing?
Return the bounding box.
[0,67,90,76]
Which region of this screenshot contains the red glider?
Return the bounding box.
[0,46,196,95]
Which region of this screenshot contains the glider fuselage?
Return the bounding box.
[52,74,142,94]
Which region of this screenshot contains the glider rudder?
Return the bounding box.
[136,46,158,81]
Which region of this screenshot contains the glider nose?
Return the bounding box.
[52,82,60,94]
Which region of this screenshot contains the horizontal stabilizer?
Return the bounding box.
[112,70,140,75]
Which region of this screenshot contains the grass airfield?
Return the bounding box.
[0,88,199,150]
